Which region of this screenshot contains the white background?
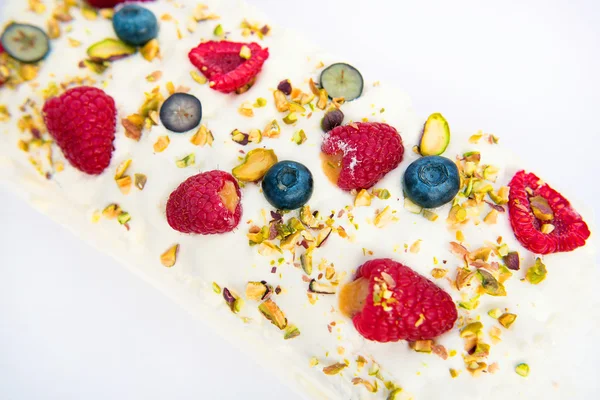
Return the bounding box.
[1,0,599,399]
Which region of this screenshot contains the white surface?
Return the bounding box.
[1,0,600,399]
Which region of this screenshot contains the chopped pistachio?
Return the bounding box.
[282,112,298,125]
[141,39,160,61]
[114,159,132,180]
[239,45,251,59]
[238,102,254,117]
[263,119,281,138]
[232,148,277,182]
[372,188,391,200]
[540,223,555,234]
[102,204,121,219]
[117,212,131,225]
[316,227,333,247]
[503,251,520,271]
[498,313,517,329]
[190,125,214,146]
[273,90,289,112]
[410,340,433,353]
[160,244,179,267]
[478,269,507,296]
[322,362,347,375]
[488,308,502,319]
[300,252,313,275]
[515,363,530,377]
[254,97,267,108]
[248,129,262,144]
[284,325,301,340]
[449,369,460,378]
[258,298,287,329]
[355,189,372,207]
[484,209,499,224]
[213,24,224,37]
[190,70,207,84]
[489,186,509,205]
[529,196,554,221]
[431,268,448,279]
[176,153,195,168]
[291,129,307,145]
[116,176,132,195]
[409,240,422,254]
[309,357,319,367]
[246,281,270,301]
[403,197,422,214]
[458,295,480,310]
[153,135,170,152]
[422,210,439,221]
[526,258,547,285]
[212,282,221,294]
[460,322,483,337]
[374,206,395,228]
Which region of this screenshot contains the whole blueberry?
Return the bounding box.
[403,156,460,208]
[113,5,158,46]
[262,161,314,210]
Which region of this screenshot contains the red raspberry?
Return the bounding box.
[339,259,457,343]
[42,86,116,175]
[508,170,590,254]
[166,170,242,235]
[321,122,404,191]
[188,41,269,94]
[86,0,153,7]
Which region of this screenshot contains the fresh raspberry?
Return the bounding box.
[42,86,116,175]
[340,259,457,343]
[86,0,153,7]
[321,122,404,191]
[166,170,242,235]
[188,41,269,94]
[508,170,590,254]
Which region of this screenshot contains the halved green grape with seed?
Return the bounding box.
[319,63,363,101]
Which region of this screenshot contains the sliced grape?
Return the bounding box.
[319,63,363,101]
[0,23,50,64]
[159,93,202,133]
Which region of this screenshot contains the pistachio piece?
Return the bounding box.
[309,279,336,294]
[140,39,160,61]
[355,189,372,207]
[213,24,224,37]
[258,298,287,330]
[190,124,214,146]
[372,188,391,200]
[410,340,433,353]
[316,227,332,247]
[300,252,313,275]
[176,153,195,168]
[284,325,301,340]
[277,79,292,95]
[282,112,298,125]
[117,212,131,225]
[526,257,547,285]
[114,159,132,180]
[231,129,249,145]
[422,210,439,221]
[102,204,121,219]
[134,173,147,190]
[322,363,347,375]
[541,223,555,234]
[387,388,403,400]
[529,195,554,221]
[87,38,136,62]
[503,251,520,271]
[478,269,507,296]
[232,148,278,182]
[248,129,262,144]
[489,186,509,205]
[246,281,271,301]
[262,119,281,138]
[420,113,450,156]
[116,176,132,194]
[374,206,395,228]
[498,313,517,329]
[160,244,179,267]
[280,231,302,251]
[153,136,170,152]
[291,129,307,145]
[404,197,422,214]
[460,322,483,337]
[300,205,320,228]
[515,363,530,377]
[273,90,289,112]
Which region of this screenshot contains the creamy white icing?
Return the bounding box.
[1,1,598,399]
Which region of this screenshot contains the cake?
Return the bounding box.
[0,1,597,399]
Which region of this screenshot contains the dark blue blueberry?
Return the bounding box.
[403,156,460,208]
[1,23,50,63]
[113,5,158,46]
[262,161,314,210]
[159,93,202,133]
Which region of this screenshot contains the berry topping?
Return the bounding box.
[262,161,314,210]
[1,23,50,64]
[403,156,460,208]
[166,170,242,235]
[320,63,364,101]
[159,93,202,133]
[42,86,116,175]
[188,41,269,94]
[339,259,457,342]
[508,170,590,254]
[321,122,404,191]
[419,113,450,156]
[112,5,159,46]
[321,109,344,132]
